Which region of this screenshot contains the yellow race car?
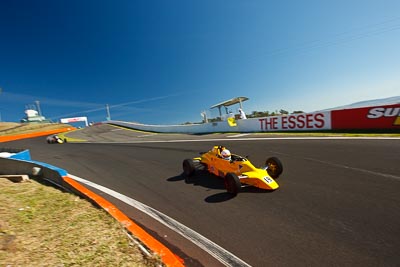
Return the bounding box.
[46,134,66,144]
[182,145,283,196]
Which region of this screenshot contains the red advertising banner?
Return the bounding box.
[331,104,400,130]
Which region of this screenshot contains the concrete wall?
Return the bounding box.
[106,111,332,133]
[0,149,67,186]
[106,103,400,133]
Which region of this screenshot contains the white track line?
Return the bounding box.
[227,133,251,138]
[68,174,251,267]
[79,136,400,144]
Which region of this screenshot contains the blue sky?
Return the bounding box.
[1,0,399,124]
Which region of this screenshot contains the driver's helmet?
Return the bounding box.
[221,149,231,160]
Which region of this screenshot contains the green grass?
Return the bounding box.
[0,178,162,266]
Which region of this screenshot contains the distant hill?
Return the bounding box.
[323,96,400,111]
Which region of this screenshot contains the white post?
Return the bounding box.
[35,100,42,116]
[106,104,111,120]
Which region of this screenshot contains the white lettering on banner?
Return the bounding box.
[259,113,327,131]
[367,107,400,119]
[60,117,88,126]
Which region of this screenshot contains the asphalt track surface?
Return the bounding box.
[5,125,400,267]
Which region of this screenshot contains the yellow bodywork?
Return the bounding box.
[195,146,279,190]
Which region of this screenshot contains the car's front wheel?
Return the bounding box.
[265,157,283,179]
[183,159,196,182]
[225,173,241,196]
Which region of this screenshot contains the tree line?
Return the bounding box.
[246,109,305,118]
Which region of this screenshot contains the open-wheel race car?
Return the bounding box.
[46,134,67,144]
[182,145,283,196]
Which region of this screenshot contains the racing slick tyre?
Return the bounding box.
[183,159,196,182]
[265,157,283,179]
[225,173,241,196]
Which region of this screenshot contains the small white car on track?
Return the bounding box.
[46,134,66,144]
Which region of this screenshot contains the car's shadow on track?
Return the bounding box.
[167,172,272,203]
[168,173,234,203]
[167,172,224,190]
[204,192,235,203]
[204,186,274,202]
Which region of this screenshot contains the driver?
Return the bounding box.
[220,149,231,161]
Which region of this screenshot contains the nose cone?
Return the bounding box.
[260,176,279,190]
[243,170,280,190]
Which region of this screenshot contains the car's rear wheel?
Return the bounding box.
[183,159,196,182]
[225,173,241,196]
[265,157,283,179]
